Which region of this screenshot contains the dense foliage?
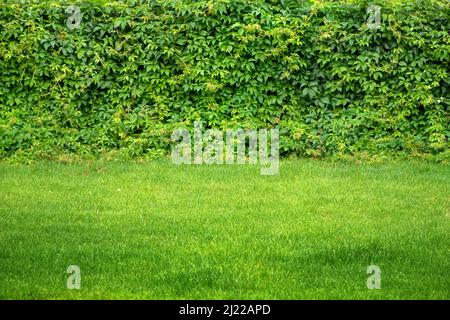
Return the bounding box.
[0,0,448,162]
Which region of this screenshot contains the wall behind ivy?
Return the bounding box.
[0,0,448,161]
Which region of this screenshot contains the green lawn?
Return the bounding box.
[0,160,449,299]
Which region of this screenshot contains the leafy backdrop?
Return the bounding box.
[0,0,448,162]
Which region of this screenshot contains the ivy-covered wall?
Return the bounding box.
[0,0,448,161]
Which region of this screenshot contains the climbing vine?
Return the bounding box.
[0,0,448,162]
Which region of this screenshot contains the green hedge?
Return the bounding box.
[0,0,449,162]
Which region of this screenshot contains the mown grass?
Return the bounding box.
[0,160,449,299]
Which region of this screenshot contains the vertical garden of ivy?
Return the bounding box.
[0,0,448,162]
